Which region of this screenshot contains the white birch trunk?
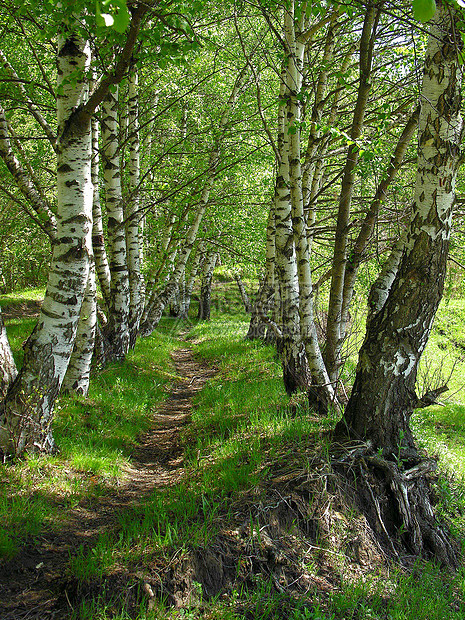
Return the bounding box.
[102,87,130,359]
[234,273,251,313]
[179,249,202,319]
[247,203,277,339]
[91,104,111,308]
[274,26,309,393]
[198,252,218,321]
[61,257,97,395]
[0,34,93,455]
[284,5,336,410]
[0,306,17,400]
[126,70,144,346]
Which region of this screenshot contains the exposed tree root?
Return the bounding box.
[332,441,459,568]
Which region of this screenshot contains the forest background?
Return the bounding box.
[2,0,465,618]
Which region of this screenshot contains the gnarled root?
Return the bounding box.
[333,444,458,568]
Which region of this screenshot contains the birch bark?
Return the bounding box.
[126,70,144,346]
[284,4,336,410]
[197,252,218,320]
[91,103,111,309]
[338,3,463,454]
[0,34,93,455]
[61,258,97,396]
[102,87,130,359]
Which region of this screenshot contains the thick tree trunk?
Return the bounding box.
[0,34,93,455]
[338,3,463,455]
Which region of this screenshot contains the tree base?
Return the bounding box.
[332,440,458,568]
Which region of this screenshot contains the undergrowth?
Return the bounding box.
[1,286,465,619]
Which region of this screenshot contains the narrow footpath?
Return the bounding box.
[0,344,217,620]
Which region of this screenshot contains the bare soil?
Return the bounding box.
[0,345,217,619]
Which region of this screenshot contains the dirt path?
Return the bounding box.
[0,345,217,619]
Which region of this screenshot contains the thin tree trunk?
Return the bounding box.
[61,258,97,396]
[102,87,130,359]
[0,103,57,241]
[197,252,218,321]
[324,5,378,383]
[180,249,202,319]
[246,142,277,339]
[284,4,336,411]
[126,69,144,347]
[338,107,420,344]
[234,273,251,313]
[91,99,111,309]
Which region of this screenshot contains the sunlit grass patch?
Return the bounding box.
[0,307,178,560]
[413,404,465,478]
[0,287,45,307]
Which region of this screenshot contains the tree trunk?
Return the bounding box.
[338,3,463,455]
[91,97,111,309]
[61,258,97,396]
[0,306,17,400]
[102,87,130,359]
[197,252,218,321]
[234,273,251,313]
[126,69,144,347]
[324,5,378,384]
[0,34,93,455]
[284,4,336,412]
[179,249,202,319]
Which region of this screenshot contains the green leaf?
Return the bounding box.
[113,0,130,33]
[412,0,437,23]
[96,0,130,32]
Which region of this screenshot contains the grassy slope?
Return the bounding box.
[0,286,465,619]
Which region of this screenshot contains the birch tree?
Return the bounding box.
[335,1,463,564]
[0,2,147,456]
[101,87,130,359]
[338,1,463,454]
[0,32,93,455]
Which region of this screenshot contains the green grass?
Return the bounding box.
[0,286,45,307]
[2,286,465,619]
[0,289,179,560]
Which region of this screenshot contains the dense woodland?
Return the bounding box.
[1,0,465,617]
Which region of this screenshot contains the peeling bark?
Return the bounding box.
[339,3,463,455]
